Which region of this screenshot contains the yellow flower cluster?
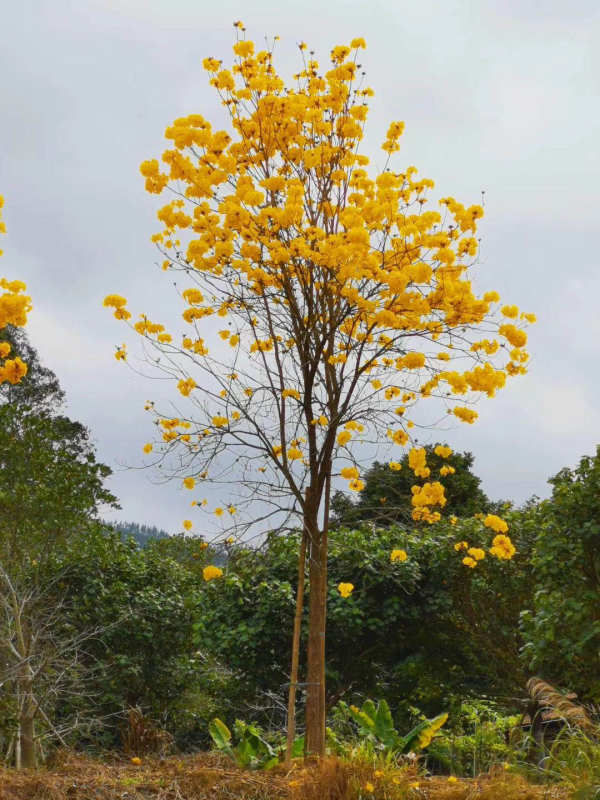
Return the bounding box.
[0,198,31,386]
[0,278,31,331]
[452,406,478,424]
[390,548,407,563]
[467,546,485,561]
[337,431,352,446]
[117,35,534,429]
[337,582,354,598]
[0,352,27,385]
[489,534,516,560]
[456,524,515,567]
[408,447,430,478]
[203,565,224,581]
[410,481,446,524]
[483,514,508,534]
[177,377,196,396]
[103,34,534,562]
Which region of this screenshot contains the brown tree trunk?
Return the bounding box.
[318,472,331,751]
[304,525,326,757]
[285,529,307,765]
[19,677,36,769]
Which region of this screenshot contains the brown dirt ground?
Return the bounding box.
[0,752,572,800]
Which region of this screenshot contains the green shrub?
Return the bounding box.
[425,700,520,776]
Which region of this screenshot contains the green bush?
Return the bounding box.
[425,700,520,776]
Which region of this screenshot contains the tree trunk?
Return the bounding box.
[318,472,331,751]
[285,529,307,765]
[19,686,36,769]
[15,726,21,770]
[304,525,326,757]
[17,654,37,769]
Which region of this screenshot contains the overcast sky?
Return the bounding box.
[2,0,598,533]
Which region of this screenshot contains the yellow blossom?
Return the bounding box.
[338,582,354,598]
[390,549,407,563]
[337,431,352,446]
[484,514,508,534]
[489,533,516,560]
[453,406,478,424]
[103,294,128,308]
[203,565,223,581]
[467,547,485,561]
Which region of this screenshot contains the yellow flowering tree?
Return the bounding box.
[106,28,532,755]
[0,196,31,384]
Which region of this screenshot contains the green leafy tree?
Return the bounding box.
[200,514,534,727]
[0,330,117,767]
[520,447,600,700]
[0,325,64,413]
[331,445,490,526]
[53,530,233,749]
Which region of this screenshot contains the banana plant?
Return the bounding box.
[339,699,447,755]
[209,718,302,769]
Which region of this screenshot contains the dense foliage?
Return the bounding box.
[49,531,232,750]
[198,515,535,728]
[2,329,599,774]
[331,445,491,526]
[520,447,600,701]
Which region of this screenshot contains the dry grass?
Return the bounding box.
[0,753,572,800]
[0,750,289,800]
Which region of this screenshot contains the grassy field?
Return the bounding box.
[0,752,571,800]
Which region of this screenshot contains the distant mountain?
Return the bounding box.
[106,520,171,548]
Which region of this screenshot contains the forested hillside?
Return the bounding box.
[110,521,170,547]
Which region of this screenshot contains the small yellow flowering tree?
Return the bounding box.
[106,28,533,755]
[0,195,31,384]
